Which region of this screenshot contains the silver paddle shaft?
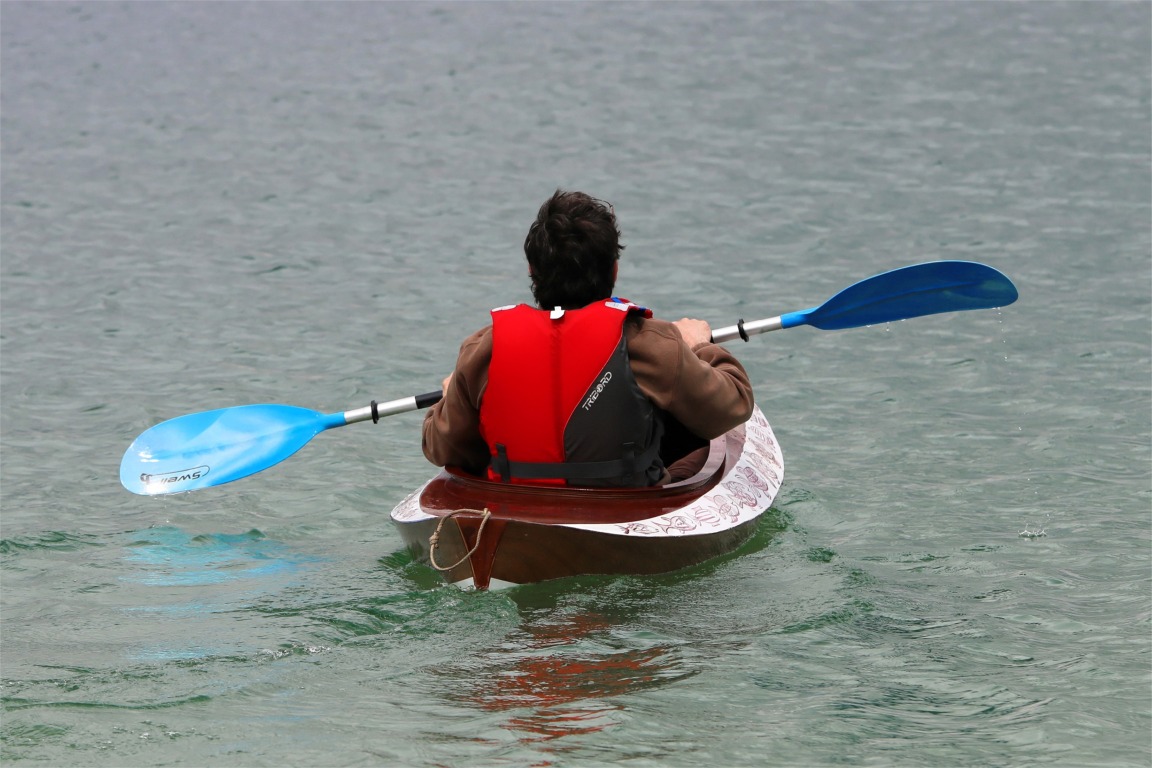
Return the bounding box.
[343,391,444,426]
[711,316,783,344]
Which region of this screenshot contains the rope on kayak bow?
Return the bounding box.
[428,508,492,572]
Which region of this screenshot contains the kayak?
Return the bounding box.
[389,406,783,589]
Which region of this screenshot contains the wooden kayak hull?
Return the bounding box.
[389,406,783,589]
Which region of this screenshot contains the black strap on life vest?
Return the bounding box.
[491,441,661,485]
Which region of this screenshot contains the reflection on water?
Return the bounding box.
[122,525,312,587]
[432,606,696,743]
[119,526,319,662]
[411,513,788,744]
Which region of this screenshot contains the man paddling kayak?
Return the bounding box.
[422,190,754,486]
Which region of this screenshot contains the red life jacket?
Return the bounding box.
[479,300,665,486]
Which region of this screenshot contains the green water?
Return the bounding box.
[2,2,1149,765]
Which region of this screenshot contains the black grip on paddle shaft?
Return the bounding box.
[415,391,444,409]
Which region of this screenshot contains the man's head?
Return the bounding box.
[524,190,624,309]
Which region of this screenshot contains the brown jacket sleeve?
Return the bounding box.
[625,316,755,440]
[421,326,493,472]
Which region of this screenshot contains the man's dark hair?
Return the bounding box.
[524,190,624,309]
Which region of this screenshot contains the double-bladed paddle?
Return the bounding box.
[120,260,1018,496]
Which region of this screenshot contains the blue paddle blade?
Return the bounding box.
[120,405,346,496]
[781,261,1019,330]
